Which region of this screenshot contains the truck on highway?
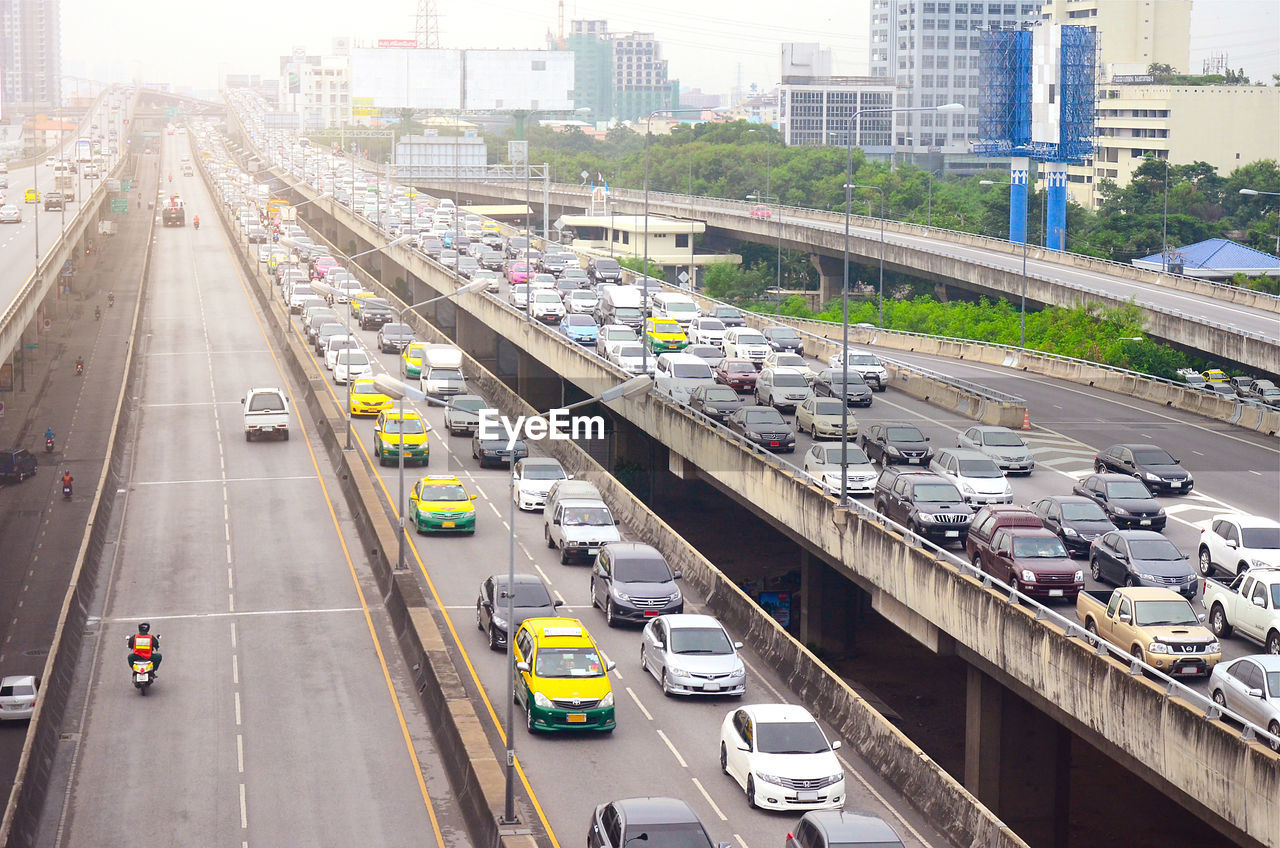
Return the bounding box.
[241,388,290,441]
[1204,569,1280,654]
[54,172,75,201]
[1076,587,1221,677]
[161,194,185,227]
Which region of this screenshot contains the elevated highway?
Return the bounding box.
[416,178,1280,377]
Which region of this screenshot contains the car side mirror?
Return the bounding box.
[1118,612,1131,623]
[831,740,842,750]
[605,660,616,671]
[737,743,750,752]
[1116,552,1128,562]
[733,641,744,649]
[240,398,245,404]
[1253,596,1266,608]
[1197,612,1207,622]
[567,474,574,480]
[672,571,683,580]
[1226,539,1238,549]
[516,661,530,673]
[1096,491,1108,501]
[552,517,561,525]
[470,494,477,500]
[1248,687,1265,699]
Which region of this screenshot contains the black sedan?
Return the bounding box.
[471,430,529,468]
[762,326,804,354]
[860,422,933,466]
[812,369,873,407]
[687,385,747,421]
[377,322,414,353]
[1031,495,1117,557]
[1072,473,1167,531]
[475,573,563,650]
[1094,443,1194,495]
[1089,530,1197,599]
[707,304,746,328]
[724,406,796,453]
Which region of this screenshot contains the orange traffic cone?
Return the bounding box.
[1021,409,1032,430]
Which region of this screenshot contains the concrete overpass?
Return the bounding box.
[415,178,1280,377]
[274,177,1277,848]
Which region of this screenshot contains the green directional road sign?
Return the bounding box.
[164,107,180,119]
[111,198,129,214]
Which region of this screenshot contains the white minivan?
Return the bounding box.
[650,292,700,330]
[654,352,716,405]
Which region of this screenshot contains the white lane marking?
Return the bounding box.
[140,400,241,406]
[488,501,502,518]
[102,607,363,623]
[1034,455,1091,468]
[691,777,727,821]
[230,622,237,650]
[1249,470,1263,476]
[235,692,242,725]
[625,687,653,721]
[656,729,687,767]
[232,654,239,685]
[132,475,319,485]
[734,836,749,848]
[228,593,235,612]
[237,734,244,772]
[239,782,248,828]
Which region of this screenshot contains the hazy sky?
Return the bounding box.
[60,0,1279,98]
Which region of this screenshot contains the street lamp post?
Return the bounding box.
[837,102,963,504]
[1160,158,1173,272]
[642,107,707,375]
[980,178,1030,348]
[372,372,652,828]
[746,191,782,315]
[1240,188,1280,255]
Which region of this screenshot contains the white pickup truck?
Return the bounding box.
[242,388,290,441]
[1205,568,1280,654]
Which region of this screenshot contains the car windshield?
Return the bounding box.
[1012,537,1068,558]
[672,364,710,379]
[566,315,595,326]
[812,399,844,415]
[1105,481,1153,499]
[714,308,741,319]
[669,627,733,655]
[615,557,674,583]
[615,307,642,319]
[421,484,468,502]
[726,362,754,373]
[665,302,698,314]
[744,409,785,425]
[336,351,369,365]
[521,464,565,481]
[562,506,614,527]
[773,373,807,387]
[886,427,924,442]
[1241,528,1280,549]
[616,345,645,358]
[621,823,711,848]
[497,582,552,607]
[914,483,964,504]
[352,383,382,396]
[846,354,878,365]
[1133,600,1198,627]
[699,318,725,330]
[594,260,619,271]
[957,459,1003,478]
[705,388,739,402]
[534,648,605,678]
[428,368,463,381]
[1267,671,1280,698]
[829,372,866,386]
[823,447,870,465]
[737,334,767,345]
[384,418,425,434]
[534,293,561,303]
[770,329,801,341]
[755,720,830,755]
[1128,539,1184,561]
[1061,502,1108,521]
[652,321,681,333]
[1132,448,1176,465]
[982,431,1024,447]
[774,354,805,367]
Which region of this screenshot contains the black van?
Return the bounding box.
[0,448,38,483]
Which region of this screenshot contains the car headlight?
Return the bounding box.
[961,483,975,495]
[1252,559,1271,570]
[667,666,688,678]
[1207,641,1221,653]
[669,591,682,601]
[731,664,745,678]
[1147,642,1171,654]
[614,591,631,602]
[532,691,553,708]
[490,615,507,630]
[1145,472,1160,482]
[886,446,901,455]
[1113,506,1130,516]
[1156,507,1166,516]
[598,692,614,709]
[1020,569,1036,583]
[754,772,786,786]
[1063,527,1079,537]
[1074,571,1084,582]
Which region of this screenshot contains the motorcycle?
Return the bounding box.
[45,437,54,453]
[131,658,155,695]
[75,361,84,376]
[193,218,200,230]
[62,483,72,500]
[94,306,101,321]
[108,293,115,307]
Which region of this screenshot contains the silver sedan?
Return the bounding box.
[639,613,746,697]
[1208,654,1280,751]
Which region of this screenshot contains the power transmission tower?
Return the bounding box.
[416,0,440,49]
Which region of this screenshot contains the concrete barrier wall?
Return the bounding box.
[293,180,1278,848]
[0,154,154,848]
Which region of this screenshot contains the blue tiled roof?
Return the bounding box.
[1137,238,1280,271]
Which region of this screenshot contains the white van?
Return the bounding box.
[650,292,700,329]
[654,352,716,405]
[596,284,645,330]
[420,345,466,397]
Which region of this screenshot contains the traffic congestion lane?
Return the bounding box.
[57,142,467,848]
[270,278,956,848]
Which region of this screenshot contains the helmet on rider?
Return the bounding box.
[137,622,151,635]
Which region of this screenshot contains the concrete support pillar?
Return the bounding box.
[1044,162,1068,251]
[1008,157,1029,245]
[798,554,861,654]
[932,282,950,302]
[799,550,823,647]
[515,353,562,415]
[810,253,844,306]
[458,312,499,373]
[965,666,1071,848]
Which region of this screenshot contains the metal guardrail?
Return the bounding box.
[225,110,1280,756]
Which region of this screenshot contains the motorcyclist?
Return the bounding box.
[108,291,115,307]
[61,470,73,494]
[127,622,162,676]
[75,356,84,374]
[45,426,55,443]
[193,214,200,230]
[94,306,101,320]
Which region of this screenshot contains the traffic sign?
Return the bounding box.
[678,271,690,284]
[43,318,51,330]
[111,198,129,214]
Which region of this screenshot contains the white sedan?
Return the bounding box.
[640,614,745,697]
[333,349,372,384]
[719,703,845,811]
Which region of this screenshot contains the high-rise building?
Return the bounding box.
[779,77,900,154]
[1,0,61,111]
[870,0,1041,171]
[1039,0,1191,77]
[565,20,679,122]
[278,52,350,130]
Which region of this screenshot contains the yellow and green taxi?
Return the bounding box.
[644,317,688,354]
[1202,369,1229,384]
[24,188,39,204]
[373,409,430,467]
[513,618,615,733]
[348,378,393,417]
[349,291,379,320]
[481,221,502,234]
[408,474,477,533]
[266,247,290,273]
[401,342,429,379]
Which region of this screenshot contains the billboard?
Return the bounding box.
[463,51,574,112]
[350,48,575,111]
[351,97,381,118]
[350,48,462,110]
[378,39,417,49]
